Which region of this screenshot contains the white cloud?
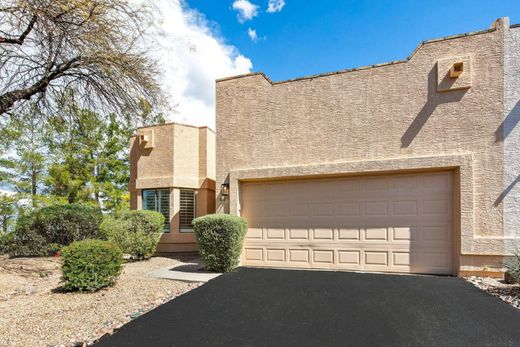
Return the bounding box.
[0,189,15,197]
[232,0,259,22]
[148,0,253,128]
[267,0,285,13]
[248,28,258,42]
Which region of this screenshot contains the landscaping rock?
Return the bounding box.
[465,276,520,309]
[0,256,201,347]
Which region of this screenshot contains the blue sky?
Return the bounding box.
[191,0,520,82]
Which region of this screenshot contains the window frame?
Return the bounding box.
[141,188,170,233]
[179,189,197,233]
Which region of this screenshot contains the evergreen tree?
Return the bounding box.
[46,101,132,212]
[0,107,48,208]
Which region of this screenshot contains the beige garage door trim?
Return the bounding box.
[240,171,454,275]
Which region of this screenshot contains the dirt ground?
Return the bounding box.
[0,255,201,347]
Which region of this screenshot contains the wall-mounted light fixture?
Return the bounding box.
[221,183,229,197]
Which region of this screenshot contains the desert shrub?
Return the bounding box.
[11,204,102,256]
[100,210,164,259]
[193,214,248,272]
[61,239,123,291]
[505,253,520,284]
[0,232,14,255]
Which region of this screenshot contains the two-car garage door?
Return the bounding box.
[240,171,454,275]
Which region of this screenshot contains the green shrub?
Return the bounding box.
[11,204,102,256]
[100,210,164,259]
[0,232,14,255]
[193,214,248,272]
[505,253,520,284]
[61,239,123,291]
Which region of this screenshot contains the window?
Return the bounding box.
[180,189,196,232]
[142,189,170,232]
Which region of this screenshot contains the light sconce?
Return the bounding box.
[221,183,229,197]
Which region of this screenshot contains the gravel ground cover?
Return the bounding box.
[465,276,520,309]
[0,255,201,347]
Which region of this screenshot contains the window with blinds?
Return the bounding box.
[180,189,196,232]
[142,189,170,232]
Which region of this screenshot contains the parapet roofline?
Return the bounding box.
[217,17,515,86]
[134,121,215,133]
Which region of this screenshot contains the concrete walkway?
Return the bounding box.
[149,260,221,282]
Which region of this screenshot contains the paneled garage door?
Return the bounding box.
[240,171,454,274]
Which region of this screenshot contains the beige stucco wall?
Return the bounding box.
[504,24,520,253]
[129,123,216,252]
[216,18,516,274]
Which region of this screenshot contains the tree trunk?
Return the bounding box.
[31,166,37,207]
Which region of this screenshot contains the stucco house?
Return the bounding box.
[129,122,216,253]
[215,18,519,277]
[130,18,519,277]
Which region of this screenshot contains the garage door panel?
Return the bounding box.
[266,249,286,262]
[289,249,310,263]
[241,172,454,274]
[338,228,361,240]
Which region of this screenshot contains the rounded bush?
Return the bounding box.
[61,239,123,291]
[100,210,164,259]
[12,204,102,256]
[193,214,248,272]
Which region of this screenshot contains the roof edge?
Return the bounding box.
[217,20,501,86]
[135,121,215,133]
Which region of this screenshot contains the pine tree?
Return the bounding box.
[46,100,132,212]
[0,107,48,208]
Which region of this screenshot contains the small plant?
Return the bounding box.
[193,214,248,272]
[505,253,520,284]
[61,239,123,291]
[100,210,164,259]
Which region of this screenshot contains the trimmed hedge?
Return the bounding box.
[100,210,164,259]
[11,204,102,256]
[193,214,248,272]
[61,239,123,291]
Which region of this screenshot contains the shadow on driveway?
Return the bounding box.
[95,267,520,347]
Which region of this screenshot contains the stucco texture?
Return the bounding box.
[216,19,517,273]
[504,25,520,250]
[129,123,216,252]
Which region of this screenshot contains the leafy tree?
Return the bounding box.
[45,99,134,212]
[0,193,17,233]
[0,0,163,117]
[0,96,163,216]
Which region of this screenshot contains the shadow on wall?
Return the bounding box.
[138,143,153,157]
[494,175,520,207]
[495,100,520,142]
[401,64,468,148]
[494,99,520,207]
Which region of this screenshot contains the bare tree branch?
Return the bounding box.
[0,0,164,119]
[0,57,82,114]
[0,15,37,45]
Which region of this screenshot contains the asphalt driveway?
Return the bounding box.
[96,268,520,347]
